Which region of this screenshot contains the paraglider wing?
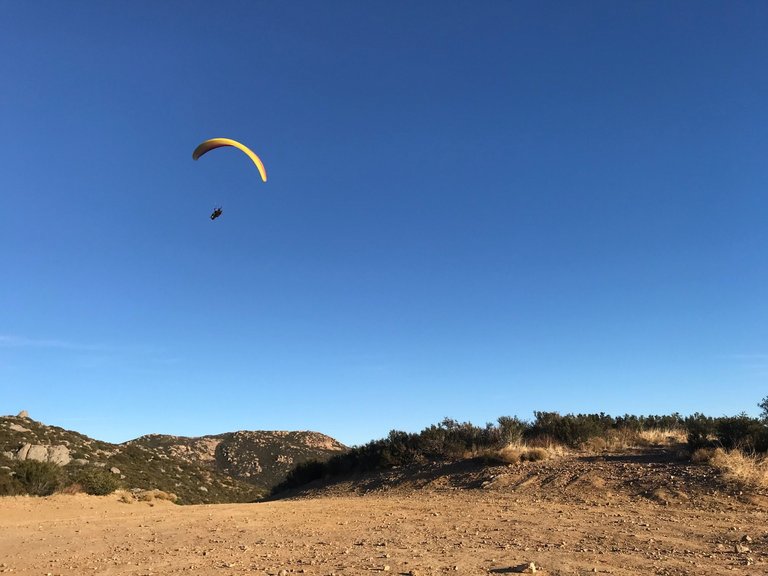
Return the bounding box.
[192,138,267,182]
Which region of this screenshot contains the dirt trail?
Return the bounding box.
[1,451,767,575]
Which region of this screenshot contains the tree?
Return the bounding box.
[759,396,768,422]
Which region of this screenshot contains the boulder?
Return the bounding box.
[26,445,50,462]
[48,445,72,465]
[16,410,29,418]
[16,443,31,460]
[13,443,71,465]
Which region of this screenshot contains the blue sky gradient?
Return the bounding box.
[2,1,767,445]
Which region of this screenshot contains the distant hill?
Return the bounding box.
[0,412,346,504]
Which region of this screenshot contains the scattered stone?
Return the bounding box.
[741,535,752,543]
[734,543,750,554]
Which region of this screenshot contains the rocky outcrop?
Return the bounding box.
[13,443,71,465]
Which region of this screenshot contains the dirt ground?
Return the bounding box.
[1,449,767,576]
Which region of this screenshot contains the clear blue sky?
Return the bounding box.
[2,1,766,446]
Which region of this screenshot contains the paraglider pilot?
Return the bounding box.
[210,207,223,220]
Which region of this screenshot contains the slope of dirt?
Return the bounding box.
[281,447,748,510]
[1,447,766,576]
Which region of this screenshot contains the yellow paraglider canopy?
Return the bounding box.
[192,138,267,182]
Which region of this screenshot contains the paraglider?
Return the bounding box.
[192,138,267,182]
[193,138,267,221]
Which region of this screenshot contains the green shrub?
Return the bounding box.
[272,459,326,493]
[497,416,528,444]
[14,460,62,496]
[685,413,715,450]
[74,467,121,495]
[526,412,610,447]
[715,413,767,452]
[0,471,23,496]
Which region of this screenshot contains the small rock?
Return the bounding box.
[735,543,750,553]
[514,562,537,574]
[110,467,121,475]
[741,535,752,543]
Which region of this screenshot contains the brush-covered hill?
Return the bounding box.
[0,411,346,504]
[127,430,346,490]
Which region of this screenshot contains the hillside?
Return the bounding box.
[0,412,346,504]
[128,429,346,490]
[275,444,762,506]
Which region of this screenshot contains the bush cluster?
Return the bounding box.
[73,467,122,495]
[273,411,693,493]
[0,461,123,498]
[13,460,63,496]
[275,404,768,493]
[685,412,768,452]
[0,471,23,496]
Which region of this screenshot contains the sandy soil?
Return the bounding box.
[1,451,767,576]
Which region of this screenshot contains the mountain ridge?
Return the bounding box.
[0,411,347,504]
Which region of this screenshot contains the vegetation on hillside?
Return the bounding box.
[0,416,343,503]
[3,397,767,500]
[273,399,768,494]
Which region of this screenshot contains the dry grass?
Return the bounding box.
[56,483,84,495]
[116,489,179,504]
[137,489,178,503]
[582,428,688,453]
[473,442,567,464]
[117,490,135,504]
[582,430,639,452]
[709,448,768,489]
[638,428,688,446]
[690,447,716,463]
